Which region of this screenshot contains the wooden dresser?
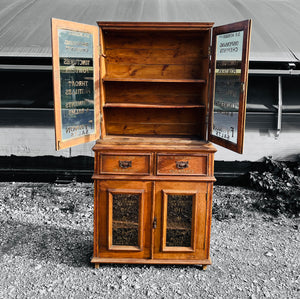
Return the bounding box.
[51,20,251,269]
[92,137,216,268]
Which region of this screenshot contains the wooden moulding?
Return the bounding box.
[97,22,214,30]
[91,257,211,265]
[92,175,216,182]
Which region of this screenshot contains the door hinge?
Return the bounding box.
[99,45,106,58]
[153,216,157,229]
[241,82,245,93]
[208,46,212,56]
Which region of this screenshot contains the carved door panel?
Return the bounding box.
[153,182,211,261]
[94,180,152,259]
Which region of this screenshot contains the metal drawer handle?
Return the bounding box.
[119,160,132,169]
[176,161,189,169]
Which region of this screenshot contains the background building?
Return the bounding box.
[0,0,299,181]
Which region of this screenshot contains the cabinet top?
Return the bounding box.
[93,136,217,153]
[97,22,214,30]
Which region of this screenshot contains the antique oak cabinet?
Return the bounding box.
[52,19,251,269]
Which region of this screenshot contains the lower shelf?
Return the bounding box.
[91,257,211,266]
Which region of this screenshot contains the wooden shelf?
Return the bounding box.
[103,77,206,84]
[104,103,205,109]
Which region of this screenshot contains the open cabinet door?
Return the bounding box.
[51,18,100,150]
[208,20,251,154]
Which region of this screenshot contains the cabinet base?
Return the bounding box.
[91,257,211,268]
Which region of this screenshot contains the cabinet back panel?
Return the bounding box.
[104,31,209,80]
[105,82,205,106]
[106,64,202,80]
[106,48,206,65]
[104,31,207,50]
[105,108,204,137]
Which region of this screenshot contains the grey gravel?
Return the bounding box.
[0,182,299,298]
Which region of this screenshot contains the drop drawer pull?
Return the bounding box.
[119,160,132,169]
[176,161,189,169]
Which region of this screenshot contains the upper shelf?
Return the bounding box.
[104,103,205,109]
[102,77,207,84]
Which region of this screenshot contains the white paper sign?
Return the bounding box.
[216,31,244,61]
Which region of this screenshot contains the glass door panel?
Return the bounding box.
[208,20,252,154]
[51,18,100,150]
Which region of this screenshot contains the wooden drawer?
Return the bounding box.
[100,153,151,175]
[156,154,208,176]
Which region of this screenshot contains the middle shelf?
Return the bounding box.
[102,77,207,84]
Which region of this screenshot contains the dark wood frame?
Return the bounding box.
[208,20,252,154]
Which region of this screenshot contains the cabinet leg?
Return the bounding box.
[202,265,207,271]
[94,263,99,269]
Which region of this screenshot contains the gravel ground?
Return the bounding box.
[0,182,299,299]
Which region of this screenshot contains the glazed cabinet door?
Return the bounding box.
[153,182,212,262]
[51,18,100,150]
[94,180,152,259]
[208,20,251,154]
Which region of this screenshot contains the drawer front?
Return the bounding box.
[100,154,151,175]
[156,154,208,176]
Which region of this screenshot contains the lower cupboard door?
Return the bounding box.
[153,182,211,261]
[96,180,151,259]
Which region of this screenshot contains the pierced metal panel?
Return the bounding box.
[112,193,140,246]
[166,194,193,247]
